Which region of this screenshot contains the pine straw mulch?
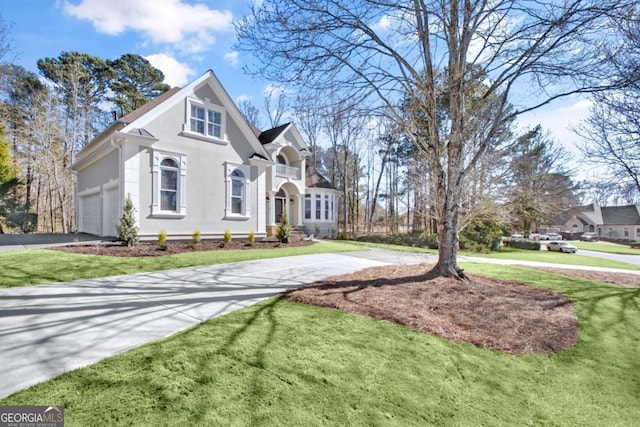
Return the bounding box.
[281,263,581,356]
[52,239,314,257]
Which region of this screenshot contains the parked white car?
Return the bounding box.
[547,241,577,253]
[540,233,562,240]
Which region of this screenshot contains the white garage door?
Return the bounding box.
[103,187,120,237]
[80,193,101,236]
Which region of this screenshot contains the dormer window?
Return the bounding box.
[183,97,226,143]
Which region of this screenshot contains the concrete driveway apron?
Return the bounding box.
[0,250,431,399]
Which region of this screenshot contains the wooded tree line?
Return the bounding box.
[0,32,169,233]
[238,0,640,278]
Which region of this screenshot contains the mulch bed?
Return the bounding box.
[55,242,640,356]
[53,239,314,257]
[281,263,578,356]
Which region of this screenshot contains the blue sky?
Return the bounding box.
[2,0,591,161]
[4,0,265,104]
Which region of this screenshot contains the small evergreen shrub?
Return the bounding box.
[223,229,232,244]
[276,211,292,243]
[117,194,139,247]
[247,230,256,246]
[157,230,168,250]
[192,229,201,244]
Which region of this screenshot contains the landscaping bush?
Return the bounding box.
[192,229,201,244]
[223,230,232,245]
[276,212,292,243]
[157,230,167,251]
[6,212,37,233]
[509,239,541,250]
[117,194,139,247]
[460,218,505,252]
[247,230,256,246]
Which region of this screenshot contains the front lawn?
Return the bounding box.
[347,240,640,270]
[1,264,638,426]
[572,241,640,255]
[0,241,362,288]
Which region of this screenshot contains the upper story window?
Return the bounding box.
[184,97,226,143]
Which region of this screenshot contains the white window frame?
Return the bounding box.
[151,150,187,217]
[304,194,311,220]
[182,97,227,144]
[225,163,251,219]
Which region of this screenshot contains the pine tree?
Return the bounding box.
[117,194,139,247]
[276,211,292,243]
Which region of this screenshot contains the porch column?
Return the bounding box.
[266,191,276,237]
[294,194,303,226]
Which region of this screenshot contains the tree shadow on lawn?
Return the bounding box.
[280,263,579,356]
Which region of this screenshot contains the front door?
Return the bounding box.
[275,189,286,223]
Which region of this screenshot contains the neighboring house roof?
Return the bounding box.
[305,167,335,189]
[601,205,640,225]
[259,123,292,145]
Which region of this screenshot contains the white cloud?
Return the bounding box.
[62,0,233,52]
[224,51,239,66]
[144,53,194,87]
[263,83,285,97]
[235,94,253,103]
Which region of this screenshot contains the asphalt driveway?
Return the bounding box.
[0,249,432,399]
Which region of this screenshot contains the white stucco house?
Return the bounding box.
[71,70,338,240]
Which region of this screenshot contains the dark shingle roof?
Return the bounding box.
[305,168,335,189]
[258,123,291,145]
[601,205,640,225]
[119,87,182,124]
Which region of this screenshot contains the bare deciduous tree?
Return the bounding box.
[237,0,638,279]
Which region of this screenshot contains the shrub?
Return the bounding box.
[6,212,37,233]
[509,239,541,250]
[192,229,201,244]
[247,230,256,246]
[223,229,232,244]
[460,218,506,252]
[117,194,139,247]
[276,212,292,243]
[157,230,168,250]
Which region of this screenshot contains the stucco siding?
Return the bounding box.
[76,149,119,192]
[134,97,265,238]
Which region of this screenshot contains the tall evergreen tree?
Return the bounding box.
[108,54,170,117]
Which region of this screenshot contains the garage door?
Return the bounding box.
[80,193,101,236]
[103,187,120,237]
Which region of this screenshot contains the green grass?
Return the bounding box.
[464,246,640,270]
[0,241,362,288]
[2,265,638,426]
[347,240,640,270]
[572,241,640,255]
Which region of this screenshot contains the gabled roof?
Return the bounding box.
[119,87,181,124]
[601,205,640,225]
[305,167,335,189]
[259,123,292,145]
[75,70,272,164]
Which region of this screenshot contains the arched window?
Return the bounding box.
[225,164,250,218]
[231,169,244,214]
[160,158,178,211]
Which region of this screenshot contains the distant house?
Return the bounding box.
[71,70,338,240]
[562,203,640,240]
